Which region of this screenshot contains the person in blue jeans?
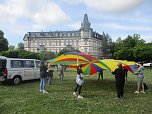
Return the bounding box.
[40,60,48,93]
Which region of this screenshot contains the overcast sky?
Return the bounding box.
[0,0,152,46]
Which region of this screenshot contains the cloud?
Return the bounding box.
[99,23,152,32]
[141,35,152,42]
[0,0,33,23]
[85,0,145,14]
[0,0,70,30]
[63,0,145,14]
[0,0,70,45]
[32,1,70,31]
[62,0,82,5]
[66,22,81,30]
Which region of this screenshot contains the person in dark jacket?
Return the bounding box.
[40,60,48,93]
[112,63,125,99]
[98,69,103,80]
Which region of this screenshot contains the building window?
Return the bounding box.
[59,33,62,37]
[84,48,87,53]
[56,41,58,46]
[55,33,58,37]
[64,33,67,37]
[64,40,66,46]
[76,40,79,46]
[68,33,70,37]
[72,33,75,36]
[72,40,74,45]
[85,41,88,45]
[68,40,70,45]
[39,45,45,52]
[59,40,61,46]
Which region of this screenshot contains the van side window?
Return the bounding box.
[11,60,23,68]
[36,61,40,68]
[11,60,34,68]
[24,60,34,68]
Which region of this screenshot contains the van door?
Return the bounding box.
[0,59,6,77]
[23,60,35,80]
[35,60,40,79]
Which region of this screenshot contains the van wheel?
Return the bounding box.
[12,76,22,85]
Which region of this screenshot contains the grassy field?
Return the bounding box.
[0,68,152,114]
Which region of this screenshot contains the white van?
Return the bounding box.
[0,56,40,85]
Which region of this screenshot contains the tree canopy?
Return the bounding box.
[113,34,152,62]
[17,42,24,50]
[57,45,80,56]
[0,30,8,51]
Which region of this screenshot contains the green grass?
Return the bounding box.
[0,68,152,114]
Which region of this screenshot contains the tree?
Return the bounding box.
[123,34,145,48]
[17,42,24,50]
[0,30,9,51]
[39,51,56,61]
[57,45,80,56]
[133,43,152,62]
[113,34,145,61]
[0,50,40,59]
[8,45,16,51]
[101,32,108,58]
[114,37,124,52]
[101,32,114,59]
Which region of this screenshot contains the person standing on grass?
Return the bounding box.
[58,64,64,82]
[40,60,48,93]
[112,63,125,99]
[47,62,54,85]
[98,69,103,80]
[73,64,84,99]
[134,62,145,94]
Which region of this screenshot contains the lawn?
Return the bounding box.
[0,68,152,114]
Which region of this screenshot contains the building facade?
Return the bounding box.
[23,14,105,57]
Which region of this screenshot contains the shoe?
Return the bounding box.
[73,92,77,97]
[140,91,145,93]
[43,91,48,93]
[134,91,139,94]
[40,90,43,92]
[78,95,83,99]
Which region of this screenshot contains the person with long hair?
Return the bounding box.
[73,64,84,99]
[40,60,48,93]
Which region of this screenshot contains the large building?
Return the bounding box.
[23,14,107,57]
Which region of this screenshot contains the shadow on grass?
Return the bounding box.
[0,79,40,86]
